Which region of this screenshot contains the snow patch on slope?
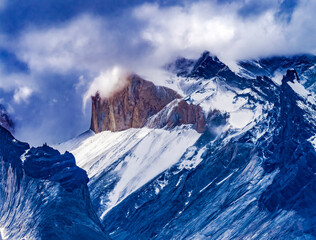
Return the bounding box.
[309,135,316,150]
[179,146,206,171]
[57,126,200,219]
[166,76,264,131]
[229,110,254,129]
[101,128,200,218]
[287,80,315,104]
[0,227,6,240]
[272,72,283,85]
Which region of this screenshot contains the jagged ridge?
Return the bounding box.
[0,126,108,240]
[59,51,316,239]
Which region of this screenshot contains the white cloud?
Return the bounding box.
[14,15,113,73]
[13,86,33,103]
[134,0,316,67]
[0,0,315,145]
[0,63,35,94]
[83,66,130,109]
[9,1,316,87]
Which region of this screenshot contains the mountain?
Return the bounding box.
[0,126,109,239]
[91,73,206,133]
[0,104,14,133]
[237,54,316,93]
[57,52,316,239]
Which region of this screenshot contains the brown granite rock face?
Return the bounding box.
[0,104,14,133]
[147,99,206,133]
[90,74,182,133]
[90,74,207,133]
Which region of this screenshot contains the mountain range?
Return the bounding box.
[1,51,315,239]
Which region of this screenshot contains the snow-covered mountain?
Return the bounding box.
[237,54,316,93]
[0,51,315,239]
[56,52,316,239]
[0,126,109,239]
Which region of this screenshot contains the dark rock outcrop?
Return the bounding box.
[0,104,14,133]
[188,51,226,79]
[282,69,300,83]
[259,71,316,222]
[0,126,108,239]
[23,144,89,191]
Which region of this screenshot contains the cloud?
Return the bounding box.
[11,1,316,78]
[134,0,316,68]
[83,66,130,109]
[0,0,315,146]
[13,86,33,103]
[13,15,111,73]
[11,14,150,75]
[0,63,35,94]
[0,59,89,146]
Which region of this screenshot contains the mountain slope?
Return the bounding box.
[58,52,316,239]
[237,54,316,93]
[0,126,108,240]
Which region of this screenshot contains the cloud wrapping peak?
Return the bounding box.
[0,0,315,145]
[134,0,316,67]
[9,0,316,76]
[83,66,130,109]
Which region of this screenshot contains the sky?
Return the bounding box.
[0,0,315,146]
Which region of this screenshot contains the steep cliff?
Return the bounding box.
[90,74,206,133]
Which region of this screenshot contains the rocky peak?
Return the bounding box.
[0,104,14,133]
[0,126,108,239]
[90,74,207,133]
[90,74,182,133]
[189,51,226,79]
[164,51,227,80]
[282,69,300,83]
[147,99,206,133]
[23,144,89,191]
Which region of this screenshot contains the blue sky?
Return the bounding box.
[0,0,315,145]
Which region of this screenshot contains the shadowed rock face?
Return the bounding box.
[0,126,108,240]
[0,104,14,133]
